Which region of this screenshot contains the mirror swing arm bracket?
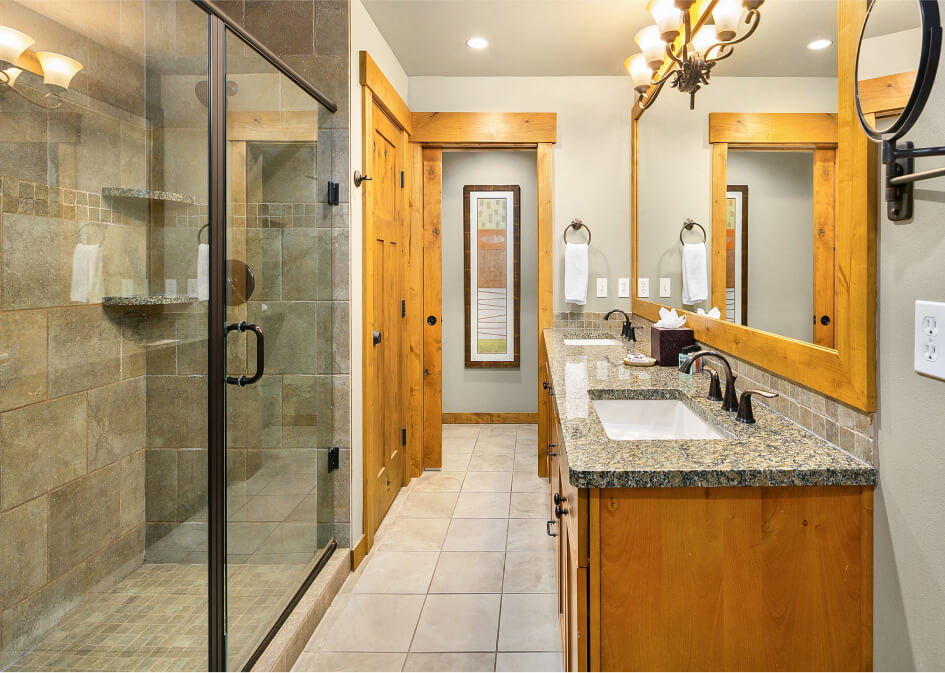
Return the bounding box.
[883,140,945,221]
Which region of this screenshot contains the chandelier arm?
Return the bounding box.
[649,64,679,87]
[0,79,63,110]
[705,8,762,63]
[664,42,684,68]
[639,77,669,111]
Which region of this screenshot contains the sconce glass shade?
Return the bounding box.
[713,0,743,41]
[646,0,682,42]
[634,25,667,70]
[35,51,82,89]
[2,67,23,86]
[692,25,719,56]
[743,0,765,9]
[624,54,654,93]
[0,25,35,64]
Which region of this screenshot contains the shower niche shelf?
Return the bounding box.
[101,187,196,205]
[103,295,196,307]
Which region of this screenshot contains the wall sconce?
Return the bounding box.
[0,24,83,110]
[626,0,766,110]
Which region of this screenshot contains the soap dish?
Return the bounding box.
[624,354,656,367]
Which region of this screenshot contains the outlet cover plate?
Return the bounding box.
[915,300,945,380]
[638,278,650,298]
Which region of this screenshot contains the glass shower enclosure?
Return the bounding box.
[0,1,342,670]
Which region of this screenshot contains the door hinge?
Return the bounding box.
[401,299,406,317]
[400,170,405,188]
[401,428,407,445]
[326,181,340,206]
[327,446,340,472]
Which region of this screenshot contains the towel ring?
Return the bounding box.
[679,218,706,245]
[563,218,591,245]
[198,223,210,244]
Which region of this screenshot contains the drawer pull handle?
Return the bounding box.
[546,520,558,537]
[555,504,569,518]
[546,444,558,457]
[554,493,567,506]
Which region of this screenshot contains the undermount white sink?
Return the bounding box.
[563,338,620,346]
[592,399,725,441]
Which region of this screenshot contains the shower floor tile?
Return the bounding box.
[6,562,315,672]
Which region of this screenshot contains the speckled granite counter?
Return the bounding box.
[545,328,876,489]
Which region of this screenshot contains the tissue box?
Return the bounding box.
[650,326,694,366]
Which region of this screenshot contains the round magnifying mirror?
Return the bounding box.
[855,0,941,142]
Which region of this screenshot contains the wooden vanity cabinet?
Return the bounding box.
[544,414,874,672]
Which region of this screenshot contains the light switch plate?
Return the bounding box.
[916,300,945,380]
[659,277,671,298]
[596,277,608,298]
[638,278,650,298]
[618,277,631,298]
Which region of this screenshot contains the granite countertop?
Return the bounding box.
[544,328,876,489]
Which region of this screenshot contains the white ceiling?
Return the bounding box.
[362,0,848,78]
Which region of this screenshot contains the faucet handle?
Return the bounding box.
[736,389,778,425]
[627,324,639,342]
[694,367,723,402]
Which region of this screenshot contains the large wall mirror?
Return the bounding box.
[632,0,877,411]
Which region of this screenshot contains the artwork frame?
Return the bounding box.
[725,184,749,325]
[464,184,521,369]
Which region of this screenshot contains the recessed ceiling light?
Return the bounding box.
[807,39,833,51]
[466,37,489,49]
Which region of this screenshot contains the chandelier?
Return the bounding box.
[625,0,765,110]
[0,24,83,110]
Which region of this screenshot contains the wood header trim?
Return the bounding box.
[857,70,915,117]
[359,51,412,134]
[708,113,838,145]
[411,112,557,145]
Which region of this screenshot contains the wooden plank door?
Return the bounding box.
[421,148,442,468]
[369,102,406,524]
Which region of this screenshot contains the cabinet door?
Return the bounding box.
[559,494,571,668]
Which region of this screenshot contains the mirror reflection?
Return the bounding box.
[856,0,922,133]
[635,0,839,347]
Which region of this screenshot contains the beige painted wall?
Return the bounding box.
[636,76,836,315]
[726,150,813,342]
[349,0,409,545]
[441,151,538,413]
[408,76,637,315]
[873,10,945,666]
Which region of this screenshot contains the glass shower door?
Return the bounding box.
[221,29,337,670]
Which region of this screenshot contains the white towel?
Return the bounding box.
[564,242,588,305]
[70,243,103,303]
[681,242,708,305]
[197,243,210,301]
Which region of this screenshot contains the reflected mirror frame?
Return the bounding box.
[855,0,942,142]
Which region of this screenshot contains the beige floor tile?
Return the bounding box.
[443,518,509,551]
[461,471,512,493]
[453,492,511,519]
[429,552,505,593]
[478,424,517,435]
[512,452,537,471]
[411,594,501,652]
[503,551,555,593]
[376,518,450,551]
[511,471,548,493]
[443,436,478,453]
[509,492,547,519]
[495,651,562,672]
[474,435,516,453]
[292,651,407,672]
[412,471,466,493]
[320,594,425,652]
[352,551,439,594]
[398,492,459,519]
[497,594,559,652]
[514,438,538,452]
[506,518,554,553]
[441,453,472,472]
[442,425,480,438]
[468,454,514,471]
[404,652,496,671]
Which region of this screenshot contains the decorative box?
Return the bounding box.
[650,326,695,366]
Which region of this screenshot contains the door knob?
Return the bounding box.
[353,170,372,187]
[427,315,437,326]
[373,331,382,346]
[424,368,432,376]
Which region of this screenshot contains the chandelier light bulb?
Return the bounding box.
[692,25,719,56]
[713,0,743,41]
[35,51,83,89]
[0,24,34,64]
[634,26,667,70]
[624,53,654,93]
[647,0,683,43]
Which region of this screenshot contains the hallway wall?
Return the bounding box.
[441,151,538,414]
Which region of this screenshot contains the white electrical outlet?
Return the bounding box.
[638,278,650,298]
[596,278,608,298]
[659,277,671,298]
[618,278,631,298]
[915,300,945,380]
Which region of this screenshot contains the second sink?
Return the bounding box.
[592,399,725,441]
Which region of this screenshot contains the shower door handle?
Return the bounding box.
[225,321,264,387]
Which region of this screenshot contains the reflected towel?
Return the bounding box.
[565,358,589,419]
[564,242,588,305]
[682,242,708,305]
[70,243,103,303]
[197,243,210,301]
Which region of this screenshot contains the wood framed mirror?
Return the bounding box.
[631,1,877,411]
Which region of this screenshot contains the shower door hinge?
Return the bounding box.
[400,171,404,188]
[401,428,407,445]
[401,299,406,317]
[327,181,340,206]
[327,447,340,472]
